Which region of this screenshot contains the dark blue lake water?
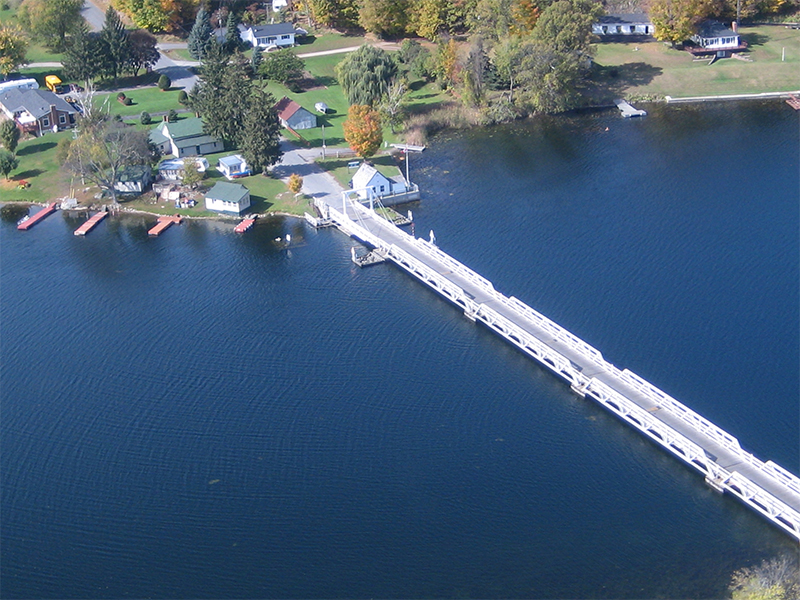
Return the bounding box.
[1,101,798,599]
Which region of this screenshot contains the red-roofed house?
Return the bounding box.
[274,96,317,130]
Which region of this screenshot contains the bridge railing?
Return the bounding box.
[414,238,497,295]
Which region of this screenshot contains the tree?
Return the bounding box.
[65,115,155,204]
[649,0,702,45]
[335,45,398,106]
[239,86,282,175]
[188,6,214,60]
[140,111,152,124]
[305,0,360,29]
[62,25,109,86]
[431,37,459,90]
[259,48,305,85]
[358,0,410,37]
[398,39,432,79]
[192,51,252,148]
[101,7,131,84]
[181,157,202,188]
[224,9,242,54]
[409,0,448,40]
[158,74,171,90]
[466,0,514,41]
[0,25,28,78]
[288,173,303,193]
[250,46,263,76]
[730,556,800,600]
[0,119,20,154]
[17,0,84,51]
[128,29,160,77]
[0,149,18,180]
[530,0,602,57]
[379,78,407,133]
[343,104,382,158]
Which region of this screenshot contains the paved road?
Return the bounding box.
[273,141,346,207]
[82,0,105,32]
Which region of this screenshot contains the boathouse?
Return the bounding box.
[351,163,407,200]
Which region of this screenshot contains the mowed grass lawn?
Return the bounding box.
[0,132,73,203]
[590,24,800,101]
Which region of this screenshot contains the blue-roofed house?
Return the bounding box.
[217,154,250,179]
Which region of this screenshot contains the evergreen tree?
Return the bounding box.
[239,87,282,175]
[101,6,132,84]
[250,46,263,76]
[62,25,109,86]
[0,148,18,180]
[224,9,242,54]
[188,6,214,60]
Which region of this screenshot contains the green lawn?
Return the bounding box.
[1,131,73,203]
[105,86,186,118]
[0,5,64,64]
[317,154,403,189]
[294,31,367,53]
[589,24,800,101]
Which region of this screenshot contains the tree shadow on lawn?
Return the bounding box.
[14,169,45,180]
[742,32,769,47]
[17,141,56,155]
[249,194,273,212]
[589,62,663,99]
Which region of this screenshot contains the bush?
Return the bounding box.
[117,92,126,102]
[167,109,178,122]
[55,137,72,165]
[140,111,152,125]
[158,74,171,91]
[177,90,188,105]
[123,97,132,105]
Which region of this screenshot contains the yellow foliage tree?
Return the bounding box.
[343,105,383,158]
[288,173,303,194]
[0,25,28,78]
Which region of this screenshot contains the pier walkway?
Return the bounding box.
[17,202,57,230]
[74,211,108,236]
[315,192,800,542]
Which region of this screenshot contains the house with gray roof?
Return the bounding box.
[149,117,223,158]
[351,162,407,200]
[0,88,77,135]
[241,23,298,49]
[205,181,251,214]
[114,165,154,194]
[690,20,745,56]
[593,13,653,36]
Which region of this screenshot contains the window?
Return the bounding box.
[602,26,608,33]
[59,114,66,124]
[616,25,622,33]
[280,34,290,40]
[42,117,49,127]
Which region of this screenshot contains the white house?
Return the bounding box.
[217,154,250,179]
[593,14,653,36]
[205,181,251,214]
[149,117,223,158]
[157,157,209,181]
[274,96,317,130]
[690,20,743,53]
[272,0,288,11]
[114,165,154,194]
[351,163,407,200]
[240,23,297,49]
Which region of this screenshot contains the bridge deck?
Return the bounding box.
[320,195,800,541]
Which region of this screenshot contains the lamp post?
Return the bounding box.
[322,125,325,159]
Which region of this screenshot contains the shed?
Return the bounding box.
[315,102,329,114]
[351,162,405,199]
[157,157,209,181]
[205,181,251,214]
[274,96,317,130]
[218,154,251,179]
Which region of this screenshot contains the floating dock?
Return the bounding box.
[74,211,108,236]
[234,215,257,233]
[615,99,647,117]
[148,215,182,237]
[17,202,58,230]
[351,246,386,267]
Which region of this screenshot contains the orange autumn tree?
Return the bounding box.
[343,104,383,158]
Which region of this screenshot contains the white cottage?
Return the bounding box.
[690,21,743,54]
[205,182,251,214]
[351,163,407,200]
[593,13,653,36]
[114,165,154,194]
[218,154,250,179]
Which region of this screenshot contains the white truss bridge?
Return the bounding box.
[314,192,800,543]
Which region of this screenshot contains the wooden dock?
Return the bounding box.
[615,99,647,118]
[74,211,108,236]
[148,215,182,237]
[351,246,386,267]
[787,94,800,111]
[234,215,257,233]
[17,202,58,230]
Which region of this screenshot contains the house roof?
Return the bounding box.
[0,88,76,118]
[156,116,206,140]
[247,23,296,37]
[159,157,209,171]
[117,165,152,182]
[597,13,651,24]
[206,181,250,203]
[352,162,391,189]
[274,96,308,121]
[173,135,219,149]
[695,20,737,38]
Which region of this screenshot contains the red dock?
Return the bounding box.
[148,215,182,237]
[74,211,108,236]
[234,215,257,233]
[786,94,800,111]
[17,202,58,230]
